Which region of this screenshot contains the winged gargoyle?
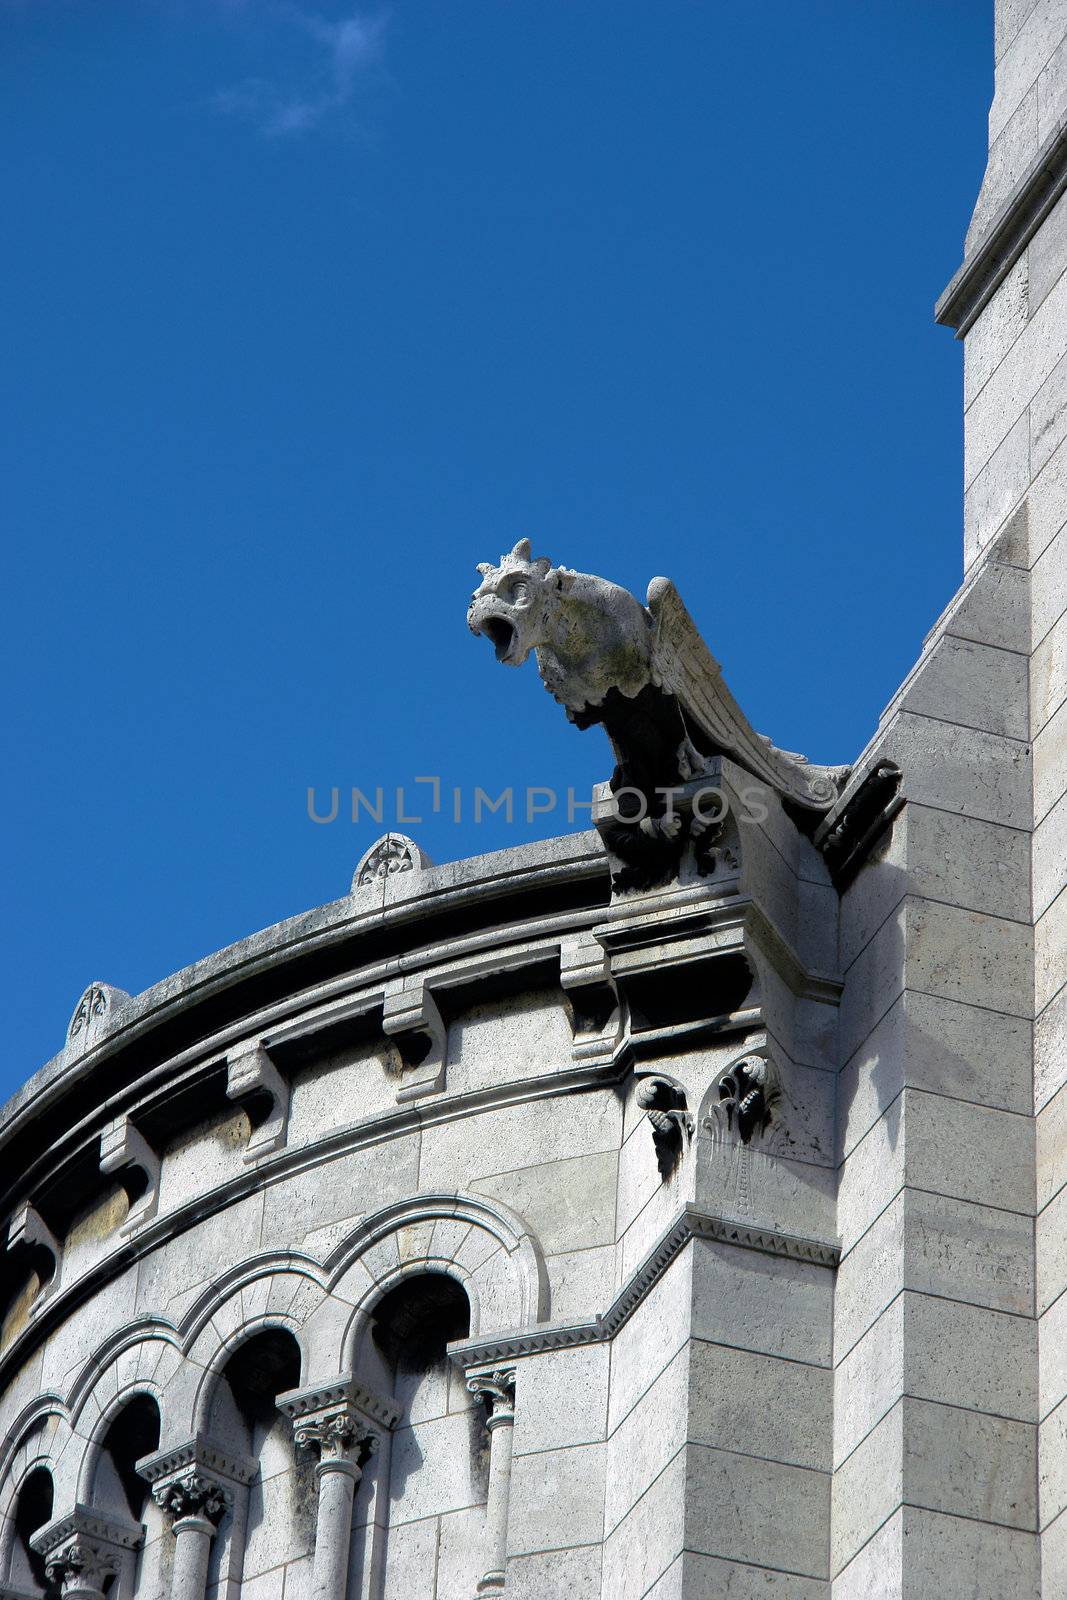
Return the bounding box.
[467,540,846,887]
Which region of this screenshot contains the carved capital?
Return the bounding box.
[467,1367,517,1428]
[43,1535,118,1596]
[151,1470,232,1525]
[30,1507,142,1599]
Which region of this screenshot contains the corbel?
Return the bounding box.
[559,932,622,1065]
[5,1202,61,1310]
[99,1115,160,1237]
[225,1041,290,1163]
[383,974,446,1101]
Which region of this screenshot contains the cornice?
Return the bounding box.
[936,115,1067,336]
[136,1433,258,1488]
[276,1373,400,1431]
[448,1204,839,1369]
[30,1504,144,1555]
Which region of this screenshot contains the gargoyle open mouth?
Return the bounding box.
[482,616,517,663]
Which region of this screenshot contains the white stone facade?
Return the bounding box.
[3,4,1067,1595]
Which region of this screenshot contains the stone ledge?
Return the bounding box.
[937,114,1067,336]
[448,1205,840,1369]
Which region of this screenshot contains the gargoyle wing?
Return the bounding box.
[646,576,843,812]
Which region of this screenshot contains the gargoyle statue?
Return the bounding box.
[635,1076,693,1179]
[467,541,846,889]
[705,1053,780,1145]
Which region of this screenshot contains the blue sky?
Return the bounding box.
[2,0,990,1089]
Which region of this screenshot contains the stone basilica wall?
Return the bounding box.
[5,3,1067,1596]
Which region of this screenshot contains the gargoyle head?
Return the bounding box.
[467,538,557,667]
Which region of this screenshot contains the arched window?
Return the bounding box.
[5,1465,54,1597]
[88,1393,161,1597]
[206,1328,307,1594]
[360,1273,489,1600]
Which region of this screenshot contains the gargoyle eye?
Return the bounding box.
[508,580,530,605]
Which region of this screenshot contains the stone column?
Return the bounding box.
[467,1368,517,1597]
[293,1413,377,1600]
[277,1374,398,1600]
[152,1473,231,1600]
[137,1437,257,1600]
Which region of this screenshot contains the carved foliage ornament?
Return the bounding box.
[635,1076,693,1179]
[468,542,847,889]
[152,1471,232,1525]
[44,1536,119,1591]
[705,1053,781,1145]
[353,833,432,890]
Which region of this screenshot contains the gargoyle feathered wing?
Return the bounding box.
[646,577,843,811]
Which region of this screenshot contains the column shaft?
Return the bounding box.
[170,1513,215,1600]
[312,1460,360,1599]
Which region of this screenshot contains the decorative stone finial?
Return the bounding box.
[352,833,432,891]
[468,546,847,889]
[67,982,130,1049]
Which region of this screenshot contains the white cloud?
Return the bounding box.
[213,5,387,138]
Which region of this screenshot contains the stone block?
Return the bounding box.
[1037,889,1067,1014]
[690,1237,833,1368]
[831,1509,902,1599]
[1037,1179,1067,1311]
[600,1445,686,1600]
[387,1412,484,1524]
[689,1338,831,1470]
[838,992,1031,1160]
[967,86,1038,259]
[508,1443,606,1556]
[1041,1397,1067,1527]
[1040,1282,1067,1416]
[680,1553,827,1597]
[607,1250,693,1431]
[380,1515,437,1600]
[544,1244,614,1323]
[838,828,906,975]
[903,1291,1037,1422]
[833,1298,904,1469]
[989,11,1054,140]
[436,1505,492,1598]
[838,905,904,1069]
[903,1088,1034,1215]
[445,988,574,1097]
[835,1190,1033,1362]
[966,416,1030,566]
[900,634,1028,740]
[512,1342,610,1456]
[837,1099,904,1255]
[505,1545,603,1600]
[1030,432,1067,563]
[604,1347,687,1535]
[946,557,1030,653]
[831,1402,903,1574]
[685,1442,828,1578]
[904,1395,1036,1527]
[1033,792,1067,918]
[1038,1080,1067,1208]
[1036,975,1067,1110]
[694,1141,836,1246]
[418,1089,621,1191]
[903,898,1032,1019]
[880,714,1030,830]
[473,1150,617,1257]
[1039,24,1067,143]
[1033,518,1067,646]
[965,256,1067,487]
[964,256,1030,408]
[904,804,1030,924]
[1033,594,1067,736]
[903,1505,1037,1598]
[1030,188,1067,315]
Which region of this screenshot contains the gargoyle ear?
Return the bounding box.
[511,537,532,563]
[476,562,494,577]
[531,556,552,577]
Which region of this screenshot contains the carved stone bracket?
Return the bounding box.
[704,1048,781,1145]
[559,932,622,1065]
[814,760,903,889]
[383,975,447,1101]
[635,1076,693,1179]
[30,1506,143,1599]
[225,1041,290,1162]
[99,1115,160,1236]
[6,1202,61,1310]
